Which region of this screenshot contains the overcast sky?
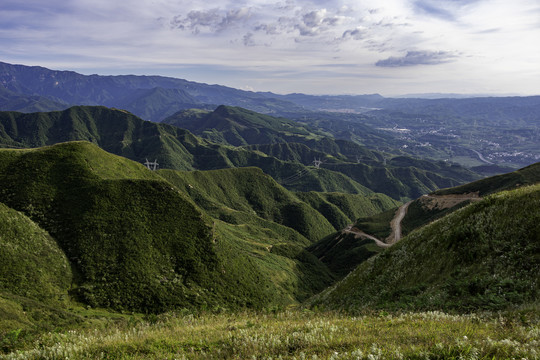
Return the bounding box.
[1,0,539,95]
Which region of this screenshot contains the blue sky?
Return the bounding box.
[1,0,539,95]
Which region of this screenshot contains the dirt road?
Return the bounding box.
[341,200,412,248]
[386,201,412,245]
[342,225,391,248]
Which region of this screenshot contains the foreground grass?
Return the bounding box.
[2,309,538,359]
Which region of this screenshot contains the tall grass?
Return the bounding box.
[1,309,538,359]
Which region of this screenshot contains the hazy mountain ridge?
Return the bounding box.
[2,61,538,169]
[0,61,304,121]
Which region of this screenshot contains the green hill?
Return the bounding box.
[0,106,480,199]
[163,105,323,147]
[311,183,540,312]
[325,159,478,200]
[433,161,540,196]
[295,191,400,231]
[400,162,540,237]
[0,203,71,304]
[0,142,345,314]
[0,142,227,312]
[158,167,336,241]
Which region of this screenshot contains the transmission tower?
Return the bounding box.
[144,158,159,171]
[313,158,322,169]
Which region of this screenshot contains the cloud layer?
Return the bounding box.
[1,0,539,95]
[376,51,457,67]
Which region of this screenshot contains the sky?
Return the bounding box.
[1,0,540,96]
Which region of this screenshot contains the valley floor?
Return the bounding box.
[2,308,538,359]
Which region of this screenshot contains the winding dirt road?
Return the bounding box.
[385,201,413,245]
[340,193,481,249]
[341,200,413,248]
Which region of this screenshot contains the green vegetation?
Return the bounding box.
[158,167,336,241]
[354,207,397,239]
[0,105,480,199]
[308,232,383,277]
[434,161,540,196]
[163,105,324,147]
[0,142,346,317]
[0,203,71,305]
[400,198,471,237]
[312,183,540,312]
[296,191,399,232]
[325,159,477,200]
[1,310,538,359]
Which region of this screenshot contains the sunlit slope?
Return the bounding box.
[158,167,336,241]
[401,161,540,236]
[0,142,341,312]
[0,106,388,195]
[311,183,540,311]
[433,161,540,196]
[0,202,71,304]
[0,142,277,311]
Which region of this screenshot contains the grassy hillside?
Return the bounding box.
[296,191,400,231]
[434,161,540,196]
[325,159,478,200]
[163,105,324,147]
[401,161,540,237]
[0,106,480,199]
[311,183,540,312]
[0,142,226,312]
[158,167,336,241]
[0,142,291,312]
[0,203,71,304]
[3,309,538,359]
[0,142,342,315]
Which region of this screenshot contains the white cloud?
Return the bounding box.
[0,0,539,95]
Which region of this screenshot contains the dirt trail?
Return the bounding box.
[340,200,413,248]
[342,225,391,248]
[419,193,482,210]
[340,193,481,249]
[385,201,412,245]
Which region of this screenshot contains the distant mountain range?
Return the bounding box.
[2,61,539,169]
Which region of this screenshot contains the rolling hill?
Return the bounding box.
[0,106,480,200]
[310,182,540,312]
[0,141,400,317]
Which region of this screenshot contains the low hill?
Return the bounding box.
[401,161,540,236]
[158,167,336,241]
[0,142,347,313]
[324,159,477,200]
[0,106,480,199]
[295,191,400,231]
[310,183,540,312]
[163,105,325,147]
[0,202,71,304]
[433,161,540,196]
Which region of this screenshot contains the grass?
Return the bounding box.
[353,208,397,239]
[1,309,538,359]
[312,183,540,312]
